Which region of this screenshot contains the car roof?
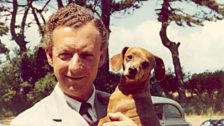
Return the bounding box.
[151,96,183,112]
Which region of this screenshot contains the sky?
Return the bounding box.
[1,1,224,74]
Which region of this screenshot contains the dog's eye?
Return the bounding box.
[142,61,149,69]
[126,55,132,61]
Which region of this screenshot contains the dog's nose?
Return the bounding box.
[128,67,137,76]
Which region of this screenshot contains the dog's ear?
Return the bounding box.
[110,47,129,72]
[110,53,122,71]
[154,56,165,81]
[121,46,129,59]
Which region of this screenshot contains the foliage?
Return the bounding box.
[0,0,147,54]
[0,22,8,37]
[186,70,224,95]
[155,0,224,103]
[0,51,30,117]
[185,91,224,115]
[20,47,52,84]
[0,22,9,62]
[28,73,56,104]
[156,0,224,27]
[159,72,179,96]
[94,71,120,93]
[182,70,224,114]
[0,0,224,117]
[0,47,53,117]
[0,0,148,97]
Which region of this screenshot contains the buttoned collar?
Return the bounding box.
[63,86,96,112]
[55,83,97,121]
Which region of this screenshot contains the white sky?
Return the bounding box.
[1,1,224,74]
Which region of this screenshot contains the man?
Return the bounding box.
[10,4,137,126]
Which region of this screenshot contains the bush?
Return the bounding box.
[28,73,56,104]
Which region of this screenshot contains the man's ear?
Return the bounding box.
[99,47,107,68]
[45,48,53,67]
[109,46,129,72]
[154,56,165,81]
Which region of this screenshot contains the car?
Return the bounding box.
[152,96,192,126]
[217,119,224,125]
[200,119,218,126]
[200,118,224,126]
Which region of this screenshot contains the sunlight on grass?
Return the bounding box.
[0,116,14,125]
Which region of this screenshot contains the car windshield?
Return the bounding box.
[154,103,182,120]
[164,104,182,119]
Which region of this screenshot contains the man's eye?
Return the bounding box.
[59,53,72,60]
[80,53,94,59]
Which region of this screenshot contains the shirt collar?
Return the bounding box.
[62,84,96,112]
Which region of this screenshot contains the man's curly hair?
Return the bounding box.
[43,4,108,50]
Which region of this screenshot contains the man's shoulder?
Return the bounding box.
[96,90,110,97]
[96,90,110,105]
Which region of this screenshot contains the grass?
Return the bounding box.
[0,116,14,125]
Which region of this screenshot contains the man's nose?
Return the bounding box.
[69,54,83,71]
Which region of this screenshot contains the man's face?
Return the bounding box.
[45,22,106,101]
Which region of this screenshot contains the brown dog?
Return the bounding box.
[98,47,165,126]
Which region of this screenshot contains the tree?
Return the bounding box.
[0,0,147,54]
[0,21,9,53]
[0,0,148,91]
[0,0,49,54]
[0,0,149,115]
[185,70,224,114]
[155,0,224,103]
[0,21,9,64]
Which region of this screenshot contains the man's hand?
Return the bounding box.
[102,112,137,126]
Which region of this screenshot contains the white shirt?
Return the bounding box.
[57,84,98,122]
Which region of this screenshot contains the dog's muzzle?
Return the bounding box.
[126,67,137,79]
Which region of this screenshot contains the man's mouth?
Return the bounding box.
[65,75,85,80]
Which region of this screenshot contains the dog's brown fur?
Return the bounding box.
[98,47,165,126]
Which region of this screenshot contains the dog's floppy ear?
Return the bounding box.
[154,56,165,81]
[110,47,129,72]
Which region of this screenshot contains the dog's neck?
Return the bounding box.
[118,77,150,94]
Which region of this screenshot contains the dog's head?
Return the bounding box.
[110,47,165,83]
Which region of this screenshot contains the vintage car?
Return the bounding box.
[152,96,192,126]
[200,118,224,126]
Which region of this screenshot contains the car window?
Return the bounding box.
[154,104,163,120]
[164,104,182,119]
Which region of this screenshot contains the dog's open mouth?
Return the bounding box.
[126,73,136,80]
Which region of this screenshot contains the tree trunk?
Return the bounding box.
[94,0,112,91]
[159,22,186,103]
[56,0,64,8]
[75,0,86,6]
[10,0,27,54]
